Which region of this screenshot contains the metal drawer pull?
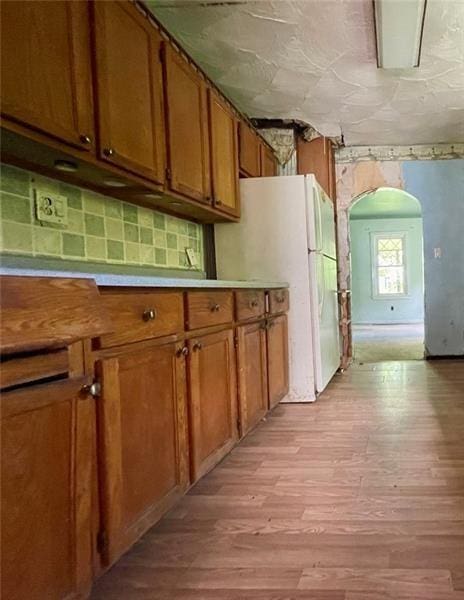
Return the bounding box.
[193,342,202,351]
[211,303,220,312]
[250,299,259,308]
[142,308,157,322]
[176,346,189,357]
[103,147,115,157]
[276,295,286,303]
[79,134,92,145]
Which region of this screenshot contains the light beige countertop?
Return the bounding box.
[0,266,288,289]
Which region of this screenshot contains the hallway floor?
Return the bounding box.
[92,360,464,600]
[353,323,425,363]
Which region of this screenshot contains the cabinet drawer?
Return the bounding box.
[186,291,233,330]
[269,288,289,315]
[235,290,265,322]
[98,291,183,348]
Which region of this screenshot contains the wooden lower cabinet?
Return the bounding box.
[1,376,94,600]
[237,321,268,436]
[188,328,238,481]
[96,340,189,565]
[267,314,289,408]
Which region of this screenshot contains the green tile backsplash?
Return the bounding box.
[0,164,204,271]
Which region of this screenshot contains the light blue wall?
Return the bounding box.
[402,159,464,357]
[350,218,424,324]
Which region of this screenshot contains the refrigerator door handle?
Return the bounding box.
[315,186,323,252]
[318,253,325,319]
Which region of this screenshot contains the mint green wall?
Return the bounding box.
[0,164,204,273]
[350,218,424,324]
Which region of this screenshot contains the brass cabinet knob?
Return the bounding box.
[176,346,189,357]
[211,303,220,312]
[142,308,157,322]
[79,134,92,145]
[193,342,202,351]
[103,147,115,157]
[81,381,101,398]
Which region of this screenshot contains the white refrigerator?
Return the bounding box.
[215,174,340,403]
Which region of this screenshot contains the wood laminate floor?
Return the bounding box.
[92,360,464,600]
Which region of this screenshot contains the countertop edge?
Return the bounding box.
[0,267,288,290]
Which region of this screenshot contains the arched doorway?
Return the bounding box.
[348,187,424,363]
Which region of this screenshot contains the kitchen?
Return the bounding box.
[1,1,464,599]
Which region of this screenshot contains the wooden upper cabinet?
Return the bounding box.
[297,135,336,200]
[163,44,211,203]
[208,90,239,217]
[2,376,94,600]
[239,121,261,177]
[0,0,94,151]
[260,144,278,177]
[267,314,289,408]
[97,341,189,565]
[92,0,165,184]
[188,328,238,481]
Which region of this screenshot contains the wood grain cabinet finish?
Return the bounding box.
[237,321,268,436]
[0,0,94,151]
[269,288,290,315]
[0,276,111,355]
[260,144,278,177]
[238,121,261,178]
[186,291,234,330]
[96,341,189,565]
[208,90,240,217]
[188,328,238,481]
[163,44,211,203]
[267,314,289,408]
[92,0,165,183]
[1,376,94,600]
[235,290,265,322]
[97,290,184,348]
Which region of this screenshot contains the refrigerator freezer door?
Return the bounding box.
[318,186,337,260]
[309,252,340,393]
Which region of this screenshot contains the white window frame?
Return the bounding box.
[371,232,409,299]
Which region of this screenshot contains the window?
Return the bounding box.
[372,233,407,297]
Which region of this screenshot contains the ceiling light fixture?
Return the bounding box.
[374,0,427,68]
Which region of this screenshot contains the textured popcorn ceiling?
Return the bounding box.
[147,0,464,145]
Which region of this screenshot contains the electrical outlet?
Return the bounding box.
[35,190,68,226]
[185,247,198,267]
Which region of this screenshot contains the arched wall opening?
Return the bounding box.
[348,187,424,362]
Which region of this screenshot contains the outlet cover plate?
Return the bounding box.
[35,190,68,226]
[185,247,198,267]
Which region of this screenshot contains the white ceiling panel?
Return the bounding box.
[147,0,464,145]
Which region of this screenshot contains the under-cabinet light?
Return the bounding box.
[374,0,427,68]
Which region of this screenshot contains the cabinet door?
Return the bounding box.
[163,44,211,203]
[1,376,94,600]
[239,121,261,177]
[237,321,268,436]
[0,0,94,151]
[261,144,278,177]
[188,329,237,481]
[93,0,165,183]
[209,90,240,217]
[267,315,289,408]
[97,341,189,565]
